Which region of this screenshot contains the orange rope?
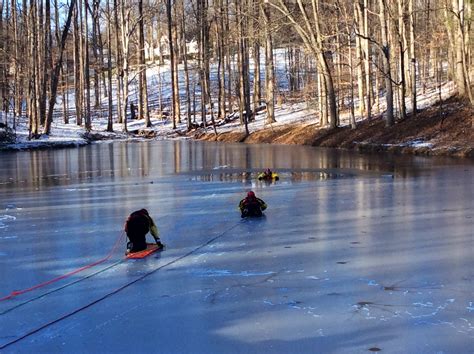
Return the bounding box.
[0,231,125,302]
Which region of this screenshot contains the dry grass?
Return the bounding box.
[192,96,473,158]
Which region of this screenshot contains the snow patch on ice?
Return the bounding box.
[0,215,16,222]
[0,215,16,229]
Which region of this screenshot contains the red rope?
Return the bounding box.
[0,231,125,302]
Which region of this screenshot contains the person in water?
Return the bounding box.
[258,168,279,181]
[125,209,163,252]
[239,191,267,218]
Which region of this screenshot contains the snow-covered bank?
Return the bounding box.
[1,75,471,158]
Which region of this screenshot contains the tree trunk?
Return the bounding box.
[91,0,101,108]
[355,2,366,118]
[106,0,113,132]
[166,0,177,129]
[138,0,151,127]
[237,0,250,135]
[114,0,122,123]
[252,0,261,112]
[30,0,39,137]
[409,0,417,114]
[269,0,338,128]
[362,0,372,120]
[119,1,133,133]
[43,0,75,135]
[398,0,407,120]
[172,5,181,124]
[83,0,91,131]
[180,0,192,129]
[73,1,82,126]
[261,1,275,124]
[216,0,226,119]
[379,0,394,127]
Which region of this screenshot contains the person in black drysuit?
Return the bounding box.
[239,191,267,218]
[124,209,163,252]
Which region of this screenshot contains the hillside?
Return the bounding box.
[195,96,474,158]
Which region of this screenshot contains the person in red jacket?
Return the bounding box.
[239,191,267,218]
[125,209,163,252]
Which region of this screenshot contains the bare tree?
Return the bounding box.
[43,0,76,134]
[266,0,338,129]
[260,0,276,124]
[446,0,473,103]
[138,0,151,127]
[408,0,417,114]
[379,0,394,127]
[166,0,178,129]
[106,0,113,132]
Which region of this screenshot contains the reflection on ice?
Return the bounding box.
[188,170,352,183]
[188,268,276,277]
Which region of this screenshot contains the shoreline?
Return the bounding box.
[2,97,472,159]
[193,97,474,159]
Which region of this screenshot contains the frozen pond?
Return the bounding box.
[0,141,473,353]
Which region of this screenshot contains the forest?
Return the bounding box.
[0,0,472,140]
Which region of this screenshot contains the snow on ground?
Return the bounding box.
[0,48,457,150]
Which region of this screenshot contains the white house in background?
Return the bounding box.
[145,36,199,62]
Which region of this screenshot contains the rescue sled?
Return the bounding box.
[257,172,279,181]
[126,243,163,259]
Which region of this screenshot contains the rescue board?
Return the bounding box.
[126,243,163,259]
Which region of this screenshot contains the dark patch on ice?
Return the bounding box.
[356,301,374,308]
[284,246,292,248]
[351,241,360,244]
[327,292,342,296]
[337,261,347,264]
[308,237,316,240]
[383,286,397,291]
[368,347,381,352]
[287,300,303,306]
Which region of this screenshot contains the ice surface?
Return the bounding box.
[0,141,472,353]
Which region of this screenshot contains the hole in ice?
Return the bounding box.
[368,347,381,352]
[337,261,347,264]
